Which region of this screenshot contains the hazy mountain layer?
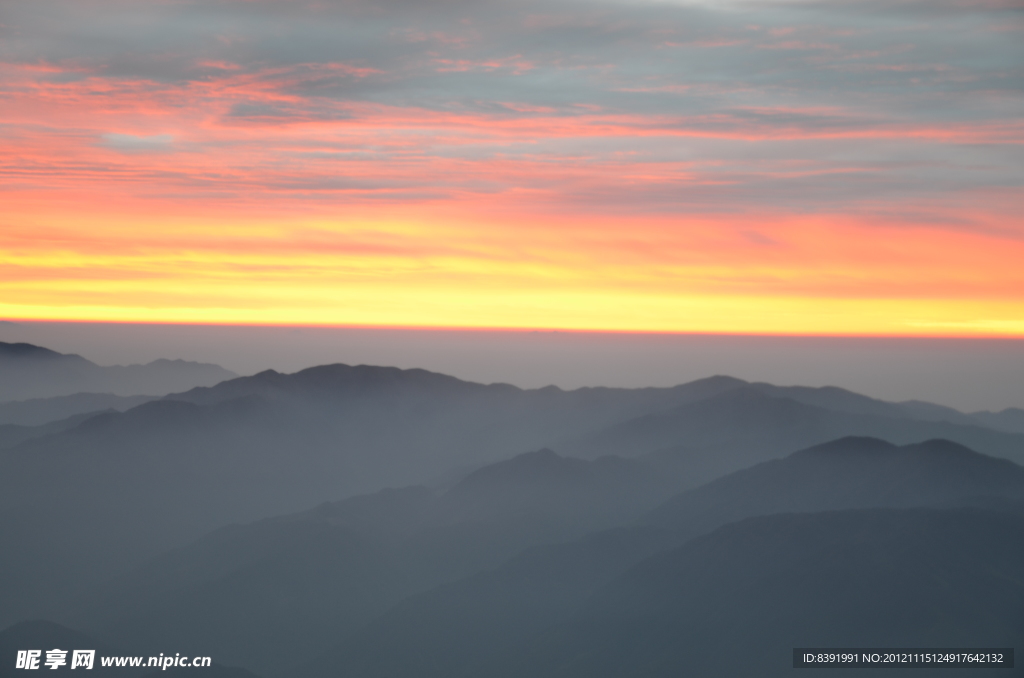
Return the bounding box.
[971,407,1024,434]
[646,436,1024,531]
[305,438,1024,678]
[0,342,236,402]
[0,393,158,426]
[311,507,1024,678]
[0,369,756,623]
[567,386,1024,480]
[76,450,690,675]
[500,508,1024,678]
[0,410,117,449]
[307,527,680,678]
[5,358,1024,641]
[78,436,1024,677]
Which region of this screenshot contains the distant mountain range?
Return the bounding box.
[566,384,1024,478]
[47,436,1024,677]
[0,342,236,403]
[71,450,686,675]
[298,437,1024,678]
[315,508,1024,678]
[3,343,1024,676]
[500,507,1024,678]
[646,436,1024,532]
[4,359,1024,626]
[0,393,159,427]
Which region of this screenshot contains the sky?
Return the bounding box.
[1,0,1022,335]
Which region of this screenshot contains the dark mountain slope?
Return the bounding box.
[171,367,743,409]
[4,362,1020,628]
[749,381,910,418]
[0,410,116,449]
[0,370,753,625]
[645,436,1024,532]
[306,438,1024,678]
[305,526,680,678]
[502,508,1024,678]
[163,367,748,463]
[0,393,158,426]
[86,521,396,675]
[568,387,1024,481]
[436,448,674,528]
[0,341,81,360]
[0,396,297,623]
[77,448,686,676]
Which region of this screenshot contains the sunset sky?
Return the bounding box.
[2,0,1022,335]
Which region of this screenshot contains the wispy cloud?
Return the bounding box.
[1,0,1022,332]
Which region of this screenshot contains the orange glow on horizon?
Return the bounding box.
[4,192,1024,337]
[3,35,1022,337]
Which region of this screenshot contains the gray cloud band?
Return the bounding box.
[2,0,1021,219]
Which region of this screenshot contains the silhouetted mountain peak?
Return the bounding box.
[699,375,747,386]
[520,507,1024,678]
[0,343,237,402]
[906,438,978,456]
[791,436,898,458]
[690,385,811,411]
[0,341,87,362]
[668,375,748,395]
[292,363,487,394]
[793,436,1012,469]
[142,358,220,370]
[173,363,511,406]
[449,449,594,493]
[783,436,1024,483]
[69,400,206,436]
[646,436,1024,531]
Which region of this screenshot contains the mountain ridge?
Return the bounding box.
[0,342,237,402]
[298,436,1024,678]
[4,354,1023,638]
[498,507,1024,678]
[645,436,1024,532]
